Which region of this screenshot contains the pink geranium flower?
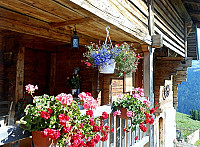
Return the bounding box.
[25,84,38,94]
[55,93,73,105]
[113,110,121,116]
[143,99,151,108]
[126,111,133,117]
[78,92,98,110]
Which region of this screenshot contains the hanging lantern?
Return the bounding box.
[71,24,79,49]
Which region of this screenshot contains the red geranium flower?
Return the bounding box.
[135,136,139,141]
[40,111,50,119]
[102,111,108,119]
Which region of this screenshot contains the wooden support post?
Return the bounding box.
[124,73,132,93]
[173,77,178,109]
[15,46,25,103]
[0,34,4,101]
[49,53,56,95]
[147,0,155,146]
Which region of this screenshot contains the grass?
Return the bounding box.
[176,112,200,130]
[176,112,200,145]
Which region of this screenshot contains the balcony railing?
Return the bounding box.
[0,105,149,147]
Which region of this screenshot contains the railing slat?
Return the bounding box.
[126,119,131,147]
[116,116,120,147]
[110,114,114,147]
[122,118,126,147]
[103,119,108,147]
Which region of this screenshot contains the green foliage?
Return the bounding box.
[114,43,139,77]
[20,86,110,146]
[194,139,200,146]
[67,74,80,89]
[112,88,153,131]
[176,112,200,130]
[20,94,80,132]
[189,108,200,121]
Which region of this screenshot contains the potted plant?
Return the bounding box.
[112,88,155,132]
[20,84,111,147]
[67,74,81,95]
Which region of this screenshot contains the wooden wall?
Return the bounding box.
[0,35,4,101]
[24,48,50,96]
[187,26,198,60]
[2,38,18,102]
[55,45,94,95]
[154,0,185,56]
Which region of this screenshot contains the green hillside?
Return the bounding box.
[176,112,200,130]
[176,112,200,145]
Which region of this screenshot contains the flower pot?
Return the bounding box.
[71,89,77,95]
[120,108,127,119]
[32,131,57,147]
[99,59,116,74]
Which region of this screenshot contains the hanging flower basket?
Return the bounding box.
[99,59,116,74]
[83,26,140,77]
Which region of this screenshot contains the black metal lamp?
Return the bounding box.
[71,24,79,49]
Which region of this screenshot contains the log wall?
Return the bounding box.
[3,38,18,102]
[154,0,185,56]
[187,26,198,60]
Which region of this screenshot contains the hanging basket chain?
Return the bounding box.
[104,26,112,47]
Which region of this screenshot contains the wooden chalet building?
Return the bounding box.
[0,0,199,147]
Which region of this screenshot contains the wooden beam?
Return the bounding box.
[169,0,192,22]
[156,57,184,61]
[0,0,65,22]
[51,17,92,27]
[182,0,200,5]
[15,46,25,103]
[141,44,149,52]
[0,8,98,44]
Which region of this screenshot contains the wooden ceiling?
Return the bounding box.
[0,0,145,45]
[182,0,200,28]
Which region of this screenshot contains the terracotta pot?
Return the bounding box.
[32,131,57,147]
[120,108,127,119]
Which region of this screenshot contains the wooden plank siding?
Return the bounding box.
[154,0,186,57]
[187,25,199,60]
[67,0,150,44]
